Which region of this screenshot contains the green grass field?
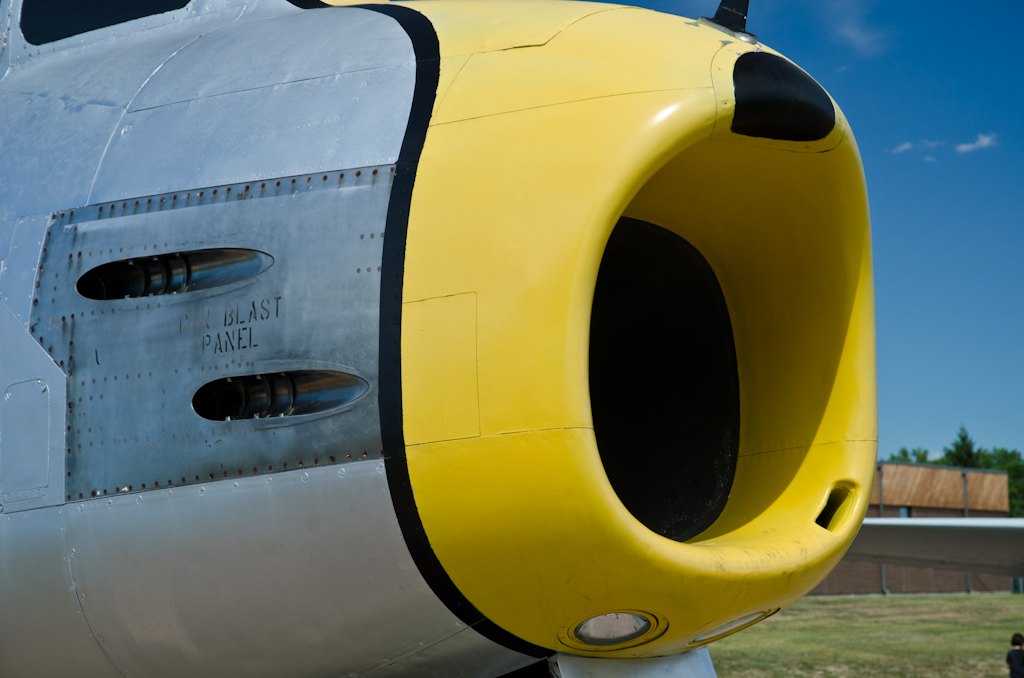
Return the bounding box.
[708,594,1023,678]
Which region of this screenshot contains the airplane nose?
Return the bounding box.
[387,4,874,658]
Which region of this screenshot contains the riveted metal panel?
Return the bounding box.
[90,65,414,204]
[39,169,393,499]
[129,7,416,111]
[0,299,65,511]
[64,461,477,678]
[0,1,412,222]
[0,0,273,223]
[1,379,50,494]
[0,213,47,325]
[0,506,120,678]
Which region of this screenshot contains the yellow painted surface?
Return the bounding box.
[396,0,877,657]
[403,293,480,445]
[432,54,472,118]
[395,0,622,56]
[431,9,725,124]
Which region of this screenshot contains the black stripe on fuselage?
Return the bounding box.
[289,0,551,660]
[285,0,332,8]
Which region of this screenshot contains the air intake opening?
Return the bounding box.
[76,248,272,300]
[589,218,739,542]
[192,371,368,421]
[815,485,855,532]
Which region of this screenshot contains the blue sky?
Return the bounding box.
[602,0,1024,458]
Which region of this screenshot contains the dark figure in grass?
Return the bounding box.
[1009,633,1024,678]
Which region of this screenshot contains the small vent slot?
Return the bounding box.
[815,485,855,532]
[191,371,368,421]
[76,249,272,300]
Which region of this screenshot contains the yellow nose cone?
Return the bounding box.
[396,0,875,657]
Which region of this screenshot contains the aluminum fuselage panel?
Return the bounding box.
[0,3,531,676]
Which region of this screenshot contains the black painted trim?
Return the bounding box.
[337,3,553,660]
[731,52,835,142]
[285,0,331,8]
[711,0,749,34]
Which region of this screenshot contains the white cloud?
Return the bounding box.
[891,141,913,154]
[837,22,888,56]
[919,139,945,148]
[827,0,892,57]
[924,156,937,163]
[956,133,998,153]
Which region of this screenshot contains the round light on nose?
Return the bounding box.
[574,612,652,646]
[691,609,777,644]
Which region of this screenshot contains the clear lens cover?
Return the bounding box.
[693,611,768,643]
[574,613,652,646]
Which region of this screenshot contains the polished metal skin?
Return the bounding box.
[555,648,717,678]
[0,1,532,676]
[848,518,1024,577]
[49,167,392,498]
[0,301,66,508]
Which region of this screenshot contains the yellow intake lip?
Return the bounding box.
[393,0,876,657]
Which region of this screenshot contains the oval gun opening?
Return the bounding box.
[589,218,740,542]
[192,371,369,421]
[76,248,273,300]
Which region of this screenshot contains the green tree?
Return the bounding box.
[938,425,982,467]
[890,446,930,463]
[989,447,1024,517]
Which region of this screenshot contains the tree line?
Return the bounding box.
[888,426,1023,517]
